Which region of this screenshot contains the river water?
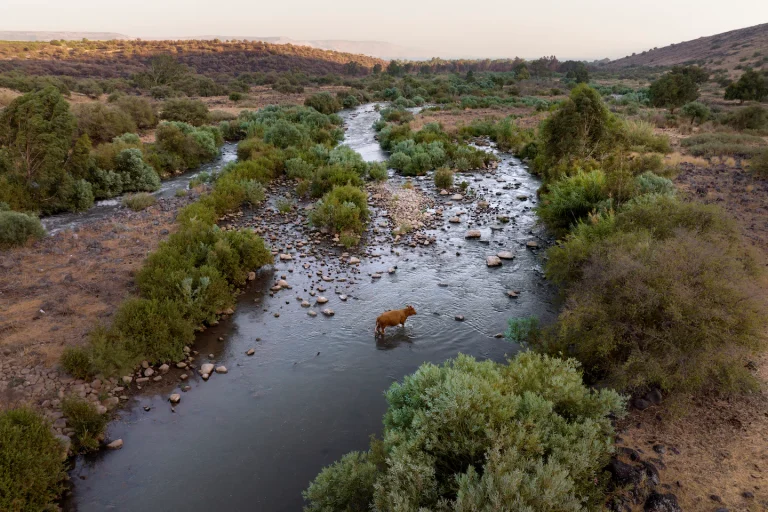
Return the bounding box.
[64,104,557,511]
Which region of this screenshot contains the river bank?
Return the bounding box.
[56,104,557,511]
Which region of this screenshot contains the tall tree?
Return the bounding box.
[725,68,768,104]
[649,69,700,113]
[0,87,76,210]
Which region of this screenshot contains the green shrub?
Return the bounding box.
[680,101,711,125]
[309,185,369,236]
[749,149,768,178]
[242,180,266,205]
[681,132,767,158]
[537,170,609,235]
[67,179,95,212]
[304,92,342,114]
[276,197,293,214]
[60,347,93,379]
[505,316,540,344]
[542,196,764,395]
[635,171,675,195]
[304,352,625,512]
[113,95,158,129]
[0,211,46,248]
[115,148,161,192]
[122,192,157,211]
[620,119,671,153]
[159,98,209,126]
[0,408,66,511]
[433,167,454,189]
[367,162,387,181]
[61,396,107,453]
[73,102,137,144]
[725,105,767,131]
[310,166,363,197]
[109,298,195,364]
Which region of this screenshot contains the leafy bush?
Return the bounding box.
[122,192,157,211]
[620,119,671,153]
[304,352,625,511]
[114,148,161,192]
[725,105,767,130]
[159,98,209,126]
[367,162,387,181]
[680,101,711,125]
[0,211,46,248]
[67,179,95,212]
[542,196,764,394]
[681,132,766,157]
[113,95,158,129]
[61,396,107,452]
[433,167,454,189]
[0,408,66,511]
[304,92,342,114]
[635,171,675,195]
[309,185,369,238]
[537,170,609,234]
[242,180,266,205]
[60,347,93,379]
[73,102,137,145]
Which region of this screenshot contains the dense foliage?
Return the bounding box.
[304,352,625,511]
[0,408,66,512]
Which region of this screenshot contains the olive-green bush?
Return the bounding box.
[0,210,46,248]
[305,352,625,511]
[61,396,107,452]
[0,408,66,512]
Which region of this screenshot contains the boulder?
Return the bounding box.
[349,257,360,264]
[497,251,515,260]
[465,230,481,239]
[169,393,181,404]
[644,492,682,512]
[486,256,502,267]
[200,363,214,375]
[215,366,228,374]
[159,364,170,374]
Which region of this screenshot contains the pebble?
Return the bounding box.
[215,366,228,374]
[316,296,329,304]
[322,308,335,317]
[455,315,465,321]
[465,230,481,239]
[497,251,515,260]
[169,393,181,404]
[246,348,255,356]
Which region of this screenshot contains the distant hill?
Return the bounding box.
[0,39,387,81]
[607,23,768,76]
[0,30,129,41]
[186,36,421,60]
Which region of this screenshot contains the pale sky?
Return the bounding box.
[1,0,766,59]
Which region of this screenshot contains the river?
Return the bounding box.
[63,103,557,511]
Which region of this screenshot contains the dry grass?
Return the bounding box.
[0,87,20,108]
[0,208,178,366]
[410,106,537,132]
[665,152,711,168]
[196,85,349,116]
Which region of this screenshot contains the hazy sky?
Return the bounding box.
[2,0,767,59]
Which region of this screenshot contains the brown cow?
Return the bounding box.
[375,305,417,336]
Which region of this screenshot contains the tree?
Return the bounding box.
[539,84,612,165]
[564,61,589,83]
[372,63,382,75]
[0,87,76,210]
[680,101,711,125]
[649,69,699,113]
[386,61,403,76]
[133,55,190,88]
[513,62,530,80]
[724,68,767,104]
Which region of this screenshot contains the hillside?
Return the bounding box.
[0,39,387,80]
[607,22,768,75]
[0,30,129,41]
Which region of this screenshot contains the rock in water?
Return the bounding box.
[455,315,465,321]
[107,439,124,450]
[246,348,255,356]
[322,308,335,317]
[526,241,539,249]
[349,257,360,264]
[169,394,181,404]
[486,256,502,267]
[215,366,228,374]
[200,363,214,375]
[497,251,515,260]
[465,230,481,239]
[316,296,329,304]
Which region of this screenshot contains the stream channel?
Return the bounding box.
[64,103,557,511]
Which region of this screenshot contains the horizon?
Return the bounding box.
[2,0,767,60]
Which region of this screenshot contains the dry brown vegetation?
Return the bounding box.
[0,202,183,365]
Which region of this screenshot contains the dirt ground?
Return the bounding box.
[0,200,188,367]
